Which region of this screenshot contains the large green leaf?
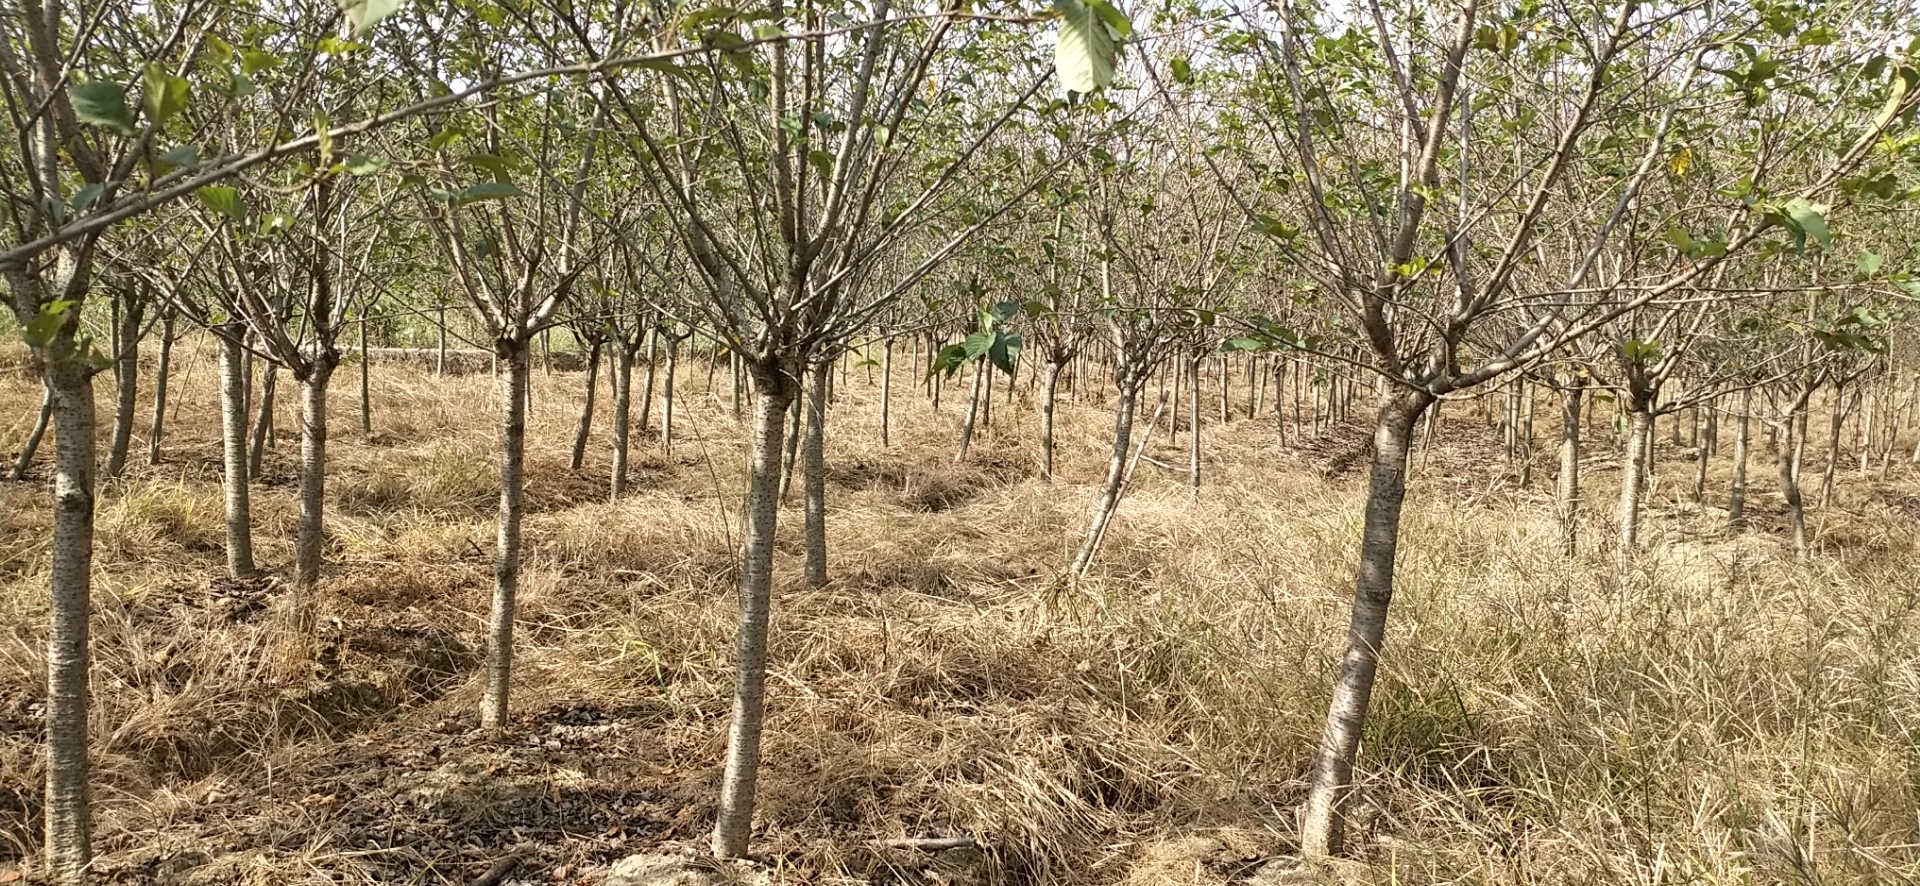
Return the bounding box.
[196,185,246,222]
[343,0,405,34]
[1054,0,1118,93]
[71,81,137,136]
[141,63,190,128]
[1780,197,1831,249]
[456,181,529,204]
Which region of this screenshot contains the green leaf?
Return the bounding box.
[807,149,834,177]
[1796,26,1836,46]
[455,181,529,204]
[140,63,190,128]
[342,0,405,34]
[1088,0,1131,38]
[988,331,1021,375]
[70,183,106,212]
[343,153,387,176]
[1780,197,1831,249]
[195,185,246,222]
[1858,251,1884,277]
[1054,0,1118,93]
[157,144,201,172]
[71,81,137,136]
[1170,56,1192,84]
[240,48,282,75]
[22,299,76,349]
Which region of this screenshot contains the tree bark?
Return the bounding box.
[1618,408,1653,549]
[1729,388,1751,526]
[1188,356,1202,493]
[570,339,603,472]
[104,295,144,479]
[249,361,276,479]
[436,304,448,378]
[661,336,679,455]
[712,362,797,859]
[1779,414,1808,559]
[217,329,256,578]
[954,363,985,462]
[358,313,373,443]
[803,363,829,587]
[879,338,893,448]
[1300,390,1432,859]
[637,326,657,435]
[610,339,635,500]
[42,355,96,883]
[1557,380,1583,556]
[1070,372,1143,576]
[146,309,174,466]
[294,358,336,597]
[482,342,530,729]
[12,380,51,481]
[1039,360,1061,482]
[1817,387,1845,509]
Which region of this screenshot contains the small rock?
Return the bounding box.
[603,854,724,886]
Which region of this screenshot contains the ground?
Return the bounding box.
[1,342,1917,884]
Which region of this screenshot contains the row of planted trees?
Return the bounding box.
[4,0,1920,880]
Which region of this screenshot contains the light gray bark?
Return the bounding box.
[146,310,175,466]
[1300,390,1431,859]
[803,363,829,587]
[481,343,530,729]
[43,355,95,883]
[1557,381,1583,556]
[217,328,256,578]
[358,314,372,443]
[248,361,276,479]
[661,335,679,455]
[1069,371,1145,576]
[1039,361,1061,481]
[879,338,893,448]
[954,363,985,462]
[1188,356,1202,493]
[1618,409,1653,549]
[712,364,797,859]
[637,326,657,435]
[610,339,635,500]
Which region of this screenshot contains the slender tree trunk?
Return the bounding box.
[803,363,829,587]
[358,313,372,443]
[662,337,679,455]
[954,363,985,462]
[610,341,635,500]
[1779,412,1808,559]
[249,362,277,479]
[570,339,603,472]
[12,380,51,481]
[1729,388,1751,527]
[217,330,255,578]
[1188,356,1202,493]
[1070,373,1144,575]
[104,296,144,479]
[1692,415,1710,505]
[1818,389,1844,509]
[436,304,448,377]
[732,351,744,419]
[146,311,175,466]
[1039,360,1061,481]
[42,353,96,883]
[1618,408,1653,549]
[482,342,530,729]
[879,338,893,448]
[293,359,335,597]
[1557,381,1583,556]
[712,363,797,859]
[1300,391,1433,859]
[638,327,657,435]
[1516,381,1535,488]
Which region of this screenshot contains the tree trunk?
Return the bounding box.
[1516,381,1535,489]
[358,313,373,443]
[1557,381,1583,556]
[662,337,679,455]
[954,363,985,462]
[104,296,144,479]
[610,340,635,500]
[1188,356,1202,493]
[217,330,256,578]
[42,354,96,883]
[1070,373,1143,576]
[1779,412,1808,559]
[481,342,530,729]
[1300,390,1432,859]
[879,338,893,448]
[249,362,276,479]
[712,363,797,859]
[436,304,448,377]
[294,359,335,596]
[1039,360,1061,482]
[638,327,657,435]
[570,339,603,472]
[12,380,51,481]
[1618,408,1653,549]
[1818,388,1844,509]
[146,311,175,466]
[1729,388,1751,526]
[803,364,829,587]
[732,351,744,419]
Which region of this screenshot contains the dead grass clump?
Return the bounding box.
[110,481,225,554]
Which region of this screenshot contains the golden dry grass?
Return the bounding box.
[0,339,1916,884]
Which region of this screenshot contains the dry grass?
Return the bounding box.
[0,339,1916,884]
